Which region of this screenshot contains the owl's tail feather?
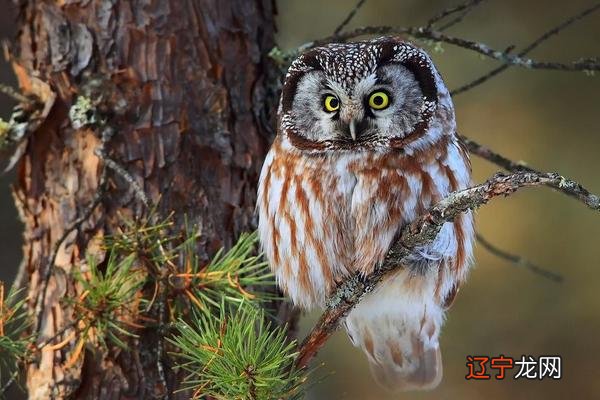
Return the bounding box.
[344,270,445,392]
[367,339,442,392]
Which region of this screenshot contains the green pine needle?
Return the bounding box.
[169,302,306,400]
[0,282,30,386]
[70,251,146,349]
[171,230,278,314]
[103,210,178,268]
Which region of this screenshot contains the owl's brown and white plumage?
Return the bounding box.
[257,38,474,391]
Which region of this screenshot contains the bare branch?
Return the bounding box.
[296,170,599,368]
[476,233,563,282]
[452,3,600,95]
[515,3,600,59]
[426,0,485,30]
[307,18,600,73]
[437,8,479,32]
[307,25,395,48]
[460,135,534,172]
[101,156,150,208]
[460,135,600,210]
[290,0,600,375]
[0,83,30,104]
[0,369,19,397]
[333,0,367,36]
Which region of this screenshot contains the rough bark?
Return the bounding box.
[11,0,279,398]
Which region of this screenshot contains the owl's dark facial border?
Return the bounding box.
[378,42,438,106]
[281,54,323,113]
[280,38,440,151]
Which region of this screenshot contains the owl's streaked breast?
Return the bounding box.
[257,134,472,309]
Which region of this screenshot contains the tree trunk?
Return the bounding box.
[11,0,279,398]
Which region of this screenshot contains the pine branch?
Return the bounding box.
[168,230,278,314]
[296,170,600,368]
[103,210,178,270]
[165,232,304,399]
[169,302,306,400]
[0,283,30,391]
[70,251,147,351]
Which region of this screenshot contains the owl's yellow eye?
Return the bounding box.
[368,91,390,110]
[323,95,340,112]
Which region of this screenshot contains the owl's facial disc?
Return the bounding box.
[280,39,446,152]
[289,64,425,149]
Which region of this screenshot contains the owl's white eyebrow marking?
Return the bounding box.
[353,74,378,98]
[322,83,334,92]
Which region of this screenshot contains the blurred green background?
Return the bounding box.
[1,1,599,399]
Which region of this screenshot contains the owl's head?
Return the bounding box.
[279,37,454,153]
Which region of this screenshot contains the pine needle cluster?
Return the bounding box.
[71,252,146,350]
[169,303,306,400]
[0,283,29,387]
[168,230,308,399]
[103,211,177,269]
[169,231,278,314]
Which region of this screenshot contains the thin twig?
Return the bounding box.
[93,128,149,209]
[100,156,150,208]
[34,322,78,351]
[437,1,485,32]
[426,0,485,30]
[308,26,600,72]
[0,369,19,397]
[333,0,367,36]
[307,25,398,48]
[0,83,29,104]
[476,233,563,282]
[437,9,474,32]
[460,135,600,210]
[296,170,600,368]
[452,3,600,95]
[460,135,533,172]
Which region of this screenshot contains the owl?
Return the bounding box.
[257,37,474,391]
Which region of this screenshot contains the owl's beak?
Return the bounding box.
[340,109,365,141]
[349,119,357,141]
